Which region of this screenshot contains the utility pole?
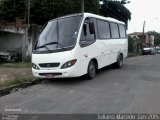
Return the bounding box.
[140,20,145,51]
[22,0,30,62]
[81,0,84,13]
[27,0,30,25]
[53,0,55,17]
[142,20,145,45]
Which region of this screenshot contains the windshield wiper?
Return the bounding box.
[43,44,52,53]
[54,41,65,50]
[35,41,64,51]
[35,43,52,52]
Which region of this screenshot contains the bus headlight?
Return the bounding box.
[32,63,40,70]
[61,59,77,69]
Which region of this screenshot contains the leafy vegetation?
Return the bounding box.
[0,0,99,24]
[128,36,142,57]
[30,0,100,24]
[128,36,137,53]
[150,31,160,46]
[0,76,34,89]
[0,0,26,21]
[100,0,131,28]
[0,0,130,26]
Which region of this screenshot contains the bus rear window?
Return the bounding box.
[119,24,126,38]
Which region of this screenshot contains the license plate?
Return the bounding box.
[45,73,55,78]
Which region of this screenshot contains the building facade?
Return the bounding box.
[128,32,155,46]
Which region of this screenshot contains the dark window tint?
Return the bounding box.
[97,20,110,39]
[119,24,126,38]
[80,18,95,41]
[110,23,119,39]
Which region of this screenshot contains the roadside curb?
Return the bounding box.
[0,79,43,97]
[127,53,142,58]
[127,55,141,58]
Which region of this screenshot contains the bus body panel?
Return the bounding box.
[78,38,128,75]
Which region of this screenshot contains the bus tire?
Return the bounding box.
[115,54,123,68]
[0,59,3,63]
[87,60,96,79]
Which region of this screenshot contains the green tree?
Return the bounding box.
[100,0,131,27]
[128,36,137,53]
[0,0,26,21]
[150,31,160,46]
[31,0,100,24]
[0,0,131,26]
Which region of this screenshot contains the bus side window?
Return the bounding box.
[110,22,119,39]
[80,19,95,42]
[118,24,126,38]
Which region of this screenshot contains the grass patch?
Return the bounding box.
[0,62,32,68]
[0,76,36,90]
[128,52,142,58]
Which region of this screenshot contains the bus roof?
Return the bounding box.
[83,13,125,24]
[49,13,125,25]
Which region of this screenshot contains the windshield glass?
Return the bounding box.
[34,15,82,52]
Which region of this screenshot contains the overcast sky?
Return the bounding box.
[125,0,160,33]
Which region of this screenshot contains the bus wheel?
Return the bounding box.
[0,59,3,63]
[87,60,96,79]
[115,54,123,68]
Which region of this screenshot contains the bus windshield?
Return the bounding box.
[34,15,82,52]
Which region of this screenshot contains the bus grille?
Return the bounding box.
[39,63,60,68]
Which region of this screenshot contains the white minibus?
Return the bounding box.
[32,13,128,79]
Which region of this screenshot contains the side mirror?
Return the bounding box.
[83,24,87,36]
[89,22,95,34]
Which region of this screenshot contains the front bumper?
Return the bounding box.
[142,50,151,54]
[32,66,80,78]
[0,55,13,62]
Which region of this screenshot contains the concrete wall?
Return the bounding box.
[150,35,155,45]
[0,25,39,61]
[0,31,22,52]
[0,26,25,34]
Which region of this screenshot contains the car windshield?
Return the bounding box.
[34,15,82,52]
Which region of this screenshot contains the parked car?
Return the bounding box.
[0,51,14,63]
[156,47,160,54]
[142,47,156,55]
